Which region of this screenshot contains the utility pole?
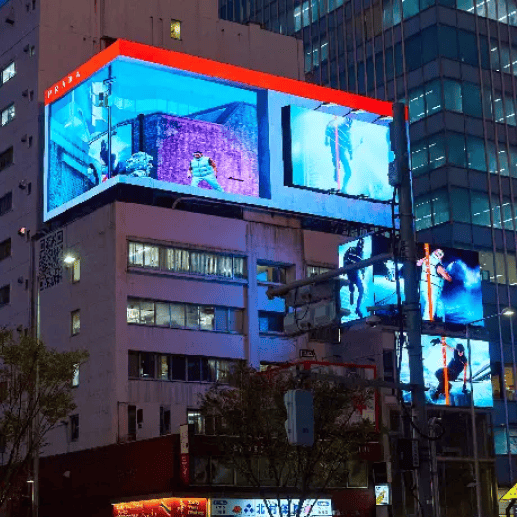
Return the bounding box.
[391,102,435,517]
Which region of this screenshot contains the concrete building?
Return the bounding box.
[0,0,390,470]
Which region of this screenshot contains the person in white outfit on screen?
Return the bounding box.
[188,151,224,192]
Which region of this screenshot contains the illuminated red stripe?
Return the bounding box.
[45,39,398,118]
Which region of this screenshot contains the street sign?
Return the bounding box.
[501,483,517,500]
[299,349,316,358]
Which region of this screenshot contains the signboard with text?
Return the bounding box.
[211,499,332,517]
[113,498,207,517]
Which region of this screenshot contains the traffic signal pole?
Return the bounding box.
[392,102,436,517]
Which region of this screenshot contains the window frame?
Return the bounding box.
[1,103,15,127]
[71,309,80,336]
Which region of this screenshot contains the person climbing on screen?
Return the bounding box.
[342,238,365,318]
[430,339,468,401]
[416,248,453,321]
[100,140,126,178]
[325,116,353,193]
[187,151,224,192]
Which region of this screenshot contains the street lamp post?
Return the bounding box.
[466,307,514,517]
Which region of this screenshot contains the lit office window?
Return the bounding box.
[71,310,80,335]
[72,258,80,283]
[128,242,159,268]
[72,365,79,387]
[170,19,181,40]
[127,298,243,333]
[256,263,288,284]
[1,62,15,85]
[307,265,331,277]
[1,104,15,126]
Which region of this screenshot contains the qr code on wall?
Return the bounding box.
[38,230,64,291]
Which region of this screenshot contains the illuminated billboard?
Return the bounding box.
[211,499,332,517]
[113,498,207,517]
[284,106,393,201]
[44,40,395,225]
[339,236,483,326]
[398,334,492,407]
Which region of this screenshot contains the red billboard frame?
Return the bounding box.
[44,39,396,118]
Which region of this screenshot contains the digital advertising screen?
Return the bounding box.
[285,106,393,202]
[339,235,374,322]
[398,334,493,408]
[338,236,483,327]
[43,40,395,225]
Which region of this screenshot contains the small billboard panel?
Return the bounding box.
[339,236,483,327]
[398,334,492,407]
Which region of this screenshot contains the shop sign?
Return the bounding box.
[211,499,332,517]
[113,497,207,517]
[375,484,391,505]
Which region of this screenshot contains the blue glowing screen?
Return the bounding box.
[288,106,393,201]
[46,59,259,215]
[339,236,483,327]
[398,334,492,408]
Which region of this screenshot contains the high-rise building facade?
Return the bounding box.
[219,0,517,504]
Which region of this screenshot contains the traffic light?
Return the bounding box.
[284,389,314,447]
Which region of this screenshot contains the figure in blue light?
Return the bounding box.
[324,116,353,192]
[342,237,365,318]
[188,151,224,192]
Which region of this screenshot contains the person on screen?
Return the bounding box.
[430,340,468,401]
[188,151,224,192]
[342,238,365,318]
[325,116,353,193]
[417,248,452,321]
[100,140,126,178]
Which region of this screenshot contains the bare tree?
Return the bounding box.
[0,330,88,510]
[200,363,376,517]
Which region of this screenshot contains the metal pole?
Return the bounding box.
[394,102,435,517]
[467,325,483,517]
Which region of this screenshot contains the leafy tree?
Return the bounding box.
[199,362,376,517]
[0,330,88,510]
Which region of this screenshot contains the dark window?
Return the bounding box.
[160,406,171,435]
[0,147,13,172]
[259,311,284,333]
[128,405,137,437]
[458,30,478,66]
[140,352,155,378]
[0,239,10,261]
[0,285,10,306]
[70,414,79,442]
[439,26,458,60]
[171,355,186,380]
[0,192,12,216]
[188,357,202,381]
[137,408,144,429]
[128,351,139,377]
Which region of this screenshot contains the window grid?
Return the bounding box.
[128,241,246,280]
[127,298,243,333]
[128,350,238,383]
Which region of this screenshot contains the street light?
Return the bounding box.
[466,307,514,517]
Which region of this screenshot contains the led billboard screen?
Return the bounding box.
[339,236,483,326]
[285,106,393,201]
[44,40,395,225]
[46,59,260,215]
[398,334,492,407]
